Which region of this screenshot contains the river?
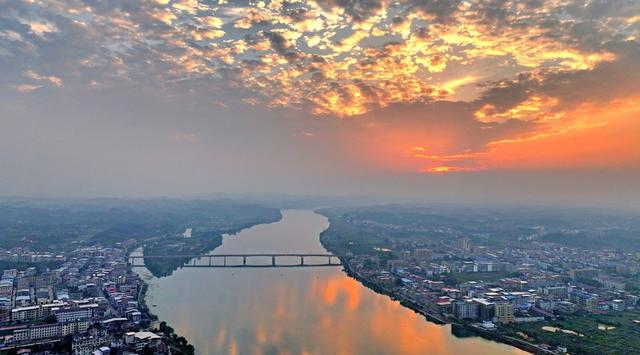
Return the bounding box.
[135,209,526,355]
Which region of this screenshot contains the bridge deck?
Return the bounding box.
[127,253,341,268]
[130,253,336,259]
[129,263,340,268]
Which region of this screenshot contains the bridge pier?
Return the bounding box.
[243,256,247,266]
[208,256,212,266]
[223,256,226,266]
[300,256,304,265]
[272,256,276,266]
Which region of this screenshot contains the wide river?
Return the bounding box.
[135,210,526,355]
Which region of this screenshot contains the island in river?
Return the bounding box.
[142,206,282,277]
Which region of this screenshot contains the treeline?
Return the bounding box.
[0,198,282,252]
[155,321,195,355]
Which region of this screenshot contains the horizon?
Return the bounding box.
[1,192,639,213]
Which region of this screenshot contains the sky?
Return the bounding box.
[0,0,639,207]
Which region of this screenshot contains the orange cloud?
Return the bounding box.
[405,97,640,173]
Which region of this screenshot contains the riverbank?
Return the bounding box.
[143,209,283,277]
[336,255,448,324]
[318,236,547,354]
[131,211,284,354]
[130,253,195,354]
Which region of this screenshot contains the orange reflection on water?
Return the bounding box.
[304,272,527,355]
[228,338,238,355]
[146,210,528,355]
[153,269,528,355]
[255,325,267,345]
[214,326,226,348]
[312,273,362,312]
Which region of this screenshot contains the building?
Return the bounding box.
[555,301,578,313]
[424,280,445,290]
[570,268,599,281]
[13,323,62,342]
[0,279,13,295]
[477,261,496,272]
[125,309,142,323]
[595,276,626,291]
[11,305,49,322]
[124,331,163,352]
[611,299,626,311]
[28,323,61,340]
[93,347,111,355]
[2,269,18,279]
[474,299,495,321]
[543,286,568,300]
[414,249,432,261]
[0,296,11,311]
[460,237,472,253]
[61,320,92,336]
[494,302,515,323]
[72,328,111,355]
[53,304,97,322]
[570,290,598,311]
[454,300,478,320]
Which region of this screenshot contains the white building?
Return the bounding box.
[29,323,61,340]
[53,304,97,322]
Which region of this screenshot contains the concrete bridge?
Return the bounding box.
[127,253,341,268]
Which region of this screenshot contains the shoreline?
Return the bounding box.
[135,210,545,354]
[129,212,285,354]
[127,249,195,354]
[319,248,549,354]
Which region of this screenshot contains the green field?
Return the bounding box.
[505,311,640,354]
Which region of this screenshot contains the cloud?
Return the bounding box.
[313,0,387,23]
[14,84,42,93]
[1,0,639,177]
[24,21,58,37]
[2,0,636,117]
[411,0,462,23]
[477,41,640,117]
[24,70,64,87]
[169,133,199,142]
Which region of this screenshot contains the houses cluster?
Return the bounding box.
[0,248,66,264]
[0,246,172,354]
[346,233,640,331]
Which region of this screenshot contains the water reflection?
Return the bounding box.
[138,210,526,355]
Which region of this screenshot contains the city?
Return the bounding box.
[319,205,640,354]
[0,245,180,354]
[1,203,639,354]
[1,0,639,353]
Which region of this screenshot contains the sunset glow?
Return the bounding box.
[1,0,639,198]
[2,3,640,354]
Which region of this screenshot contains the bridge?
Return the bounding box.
[127,253,341,268]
